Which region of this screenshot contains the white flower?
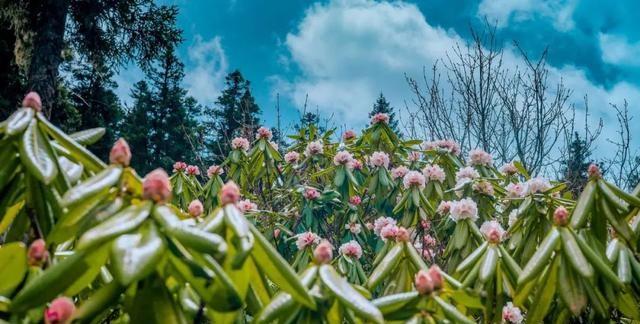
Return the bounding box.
[256,127,273,140]
[373,217,397,236]
[305,141,324,156]
[502,302,524,324]
[505,183,525,198]
[523,177,551,195]
[284,151,300,164]
[449,198,479,222]
[296,231,320,250]
[391,166,409,180]
[468,148,493,166]
[369,152,390,169]
[500,162,518,175]
[231,137,250,151]
[422,164,446,183]
[472,180,495,196]
[237,199,257,212]
[338,240,363,259]
[371,113,390,124]
[344,222,362,234]
[333,151,354,166]
[455,166,480,184]
[437,201,452,214]
[408,151,421,161]
[422,139,461,156]
[480,220,506,243]
[403,171,426,189]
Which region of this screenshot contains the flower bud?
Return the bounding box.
[188,200,204,217]
[414,270,434,295]
[109,138,131,166]
[395,226,410,242]
[553,206,569,226]
[23,92,42,111]
[220,181,241,205]
[349,195,362,206]
[44,297,75,324]
[273,228,281,239]
[28,239,49,267]
[313,240,333,264]
[142,169,172,203]
[427,265,443,291]
[587,163,601,178]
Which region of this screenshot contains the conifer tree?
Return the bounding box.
[369,93,400,134]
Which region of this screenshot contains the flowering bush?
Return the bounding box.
[0,92,640,323]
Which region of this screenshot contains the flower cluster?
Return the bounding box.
[343,130,357,141]
[296,231,321,250]
[333,151,354,166]
[207,165,224,178]
[468,148,493,166]
[403,171,426,189]
[371,113,390,124]
[500,162,518,175]
[391,166,409,180]
[256,126,273,140]
[472,180,495,196]
[414,266,443,295]
[480,220,506,243]
[186,165,200,176]
[449,198,479,222]
[502,302,524,324]
[455,166,480,185]
[173,161,187,172]
[422,164,446,183]
[188,200,204,217]
[505,183,524,198]
[373,217,397,236]
[339,240,363,259]
[345,222,362,234]
[349,195,362,206]
[422,139,461,156]
[523,177,551,195]
[407,151,421,162]
[237,199,258,212]
[303,187,320,200]
[437,200,452,214]
[284,151,300,164]
[305,141,324,156]
[231,137,250,151]
[369,151,390,169]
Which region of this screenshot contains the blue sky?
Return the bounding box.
[117,0,640,151]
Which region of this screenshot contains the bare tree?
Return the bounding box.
[605,100,640,190]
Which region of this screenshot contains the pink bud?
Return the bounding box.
[44,297,75,324]
[553,206,569,226]
[273,228,281,239]
[109,138,131,166]
[428,265,443,291]
[587,163,601,178]
[28,239,48,267]
[186,165,200,176]
[142,169,172,203]
[22,92,42,111]
[220,181,241,205]
[313,240,333,264]
[395,227,410,242]
[414,270,434,295]
[349,195,361,206]
[188,200,204,217]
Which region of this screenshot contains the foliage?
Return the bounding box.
[1,93,640,323]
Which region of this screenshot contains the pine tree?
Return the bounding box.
[209,70,261,159]
[369,93,400,134]
[294,112,326,133]
[562,132,593,197]
[121,81,154,173]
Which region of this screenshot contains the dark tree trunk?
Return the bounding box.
[26,0,70,118]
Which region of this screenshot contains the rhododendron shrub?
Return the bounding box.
[1,92,640,323]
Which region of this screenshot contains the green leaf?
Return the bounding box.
[19,119,57,184]
[249,223,317,310]
[574,231,623,288]
[372,291,419,314]
[154,205,226,257]
[0,201,24,236]
[527,256,559,323]
[64,245,110,296]
[366,244,403,290]
[558,258,586,315]
[559,227,593,279]
[617,248,632,284]
[570,180,595,228]
[0,242,27,296]
[518,227,560,286]
[456,242,488,273]
[319,265,384,324]
[73,281,124,321]
[60,166,122,207]
[6,108,34,136]
[77,202,152,250]
[68,128,106,146]
[479,245,498,283]
[129,277,188,324]
[111,222,166,286]
[433,296,475,324]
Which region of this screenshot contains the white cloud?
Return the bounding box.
[275,0,639,154]
[477,0,576,31]
[184,35,229,105]
[598,33,640,67]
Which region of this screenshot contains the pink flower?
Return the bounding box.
[505,183,524,198]
[143,169,172,203]
[333,151,354,166]
[339,240,363,259]
[296,231,321,250]
[553,206,569,226]
[468,148,493,166]
[480,220,506,243]
[349,195,362,206]
[414,270,434,295]
[349,159,363,170]
[220,181,241,205]
[408,151,421,162]
[188,200,204,217]
[22,92,42,111]
[173,161,187,172]
[391,166,409,180]
[344,222,362,234]
[455,166,480,184]
[472,180,495,196]
[421,220,432,230]
[502,302,524,324]
[44,297,75,324]
[436,201,452,214]
[427,265,443,290]
[273,228,281,238]
[343,130,357,141]
[422,164,446,183]
[256,126,273,140]
[369,151,390,169]
[303,188,320,200]
[304,141,324,156]
[231,137,250,151]
[284,151,300,164]
[449,198,478,221]
[28,239,48,267]
[500,162,518,175]
[423,235,437,250]
[314,240,333,264]
[373,217,397,236]
[371,113,390,124]
[403,171,426,189]
[422,139,461,156]
[109,138,131,166]
[380,224,399,241]
[395,226,410,242]
[587,163,601,178]
[523,177,551,195]
[186,165,200,176]
[237,199,257,212]
[207,165,224,178]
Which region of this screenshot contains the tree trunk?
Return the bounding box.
[26,0,70,118]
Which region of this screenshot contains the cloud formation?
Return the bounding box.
[599,33,640,67]
[477,0,576,31]
[276,0,638,152]
[184,35,229,105]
